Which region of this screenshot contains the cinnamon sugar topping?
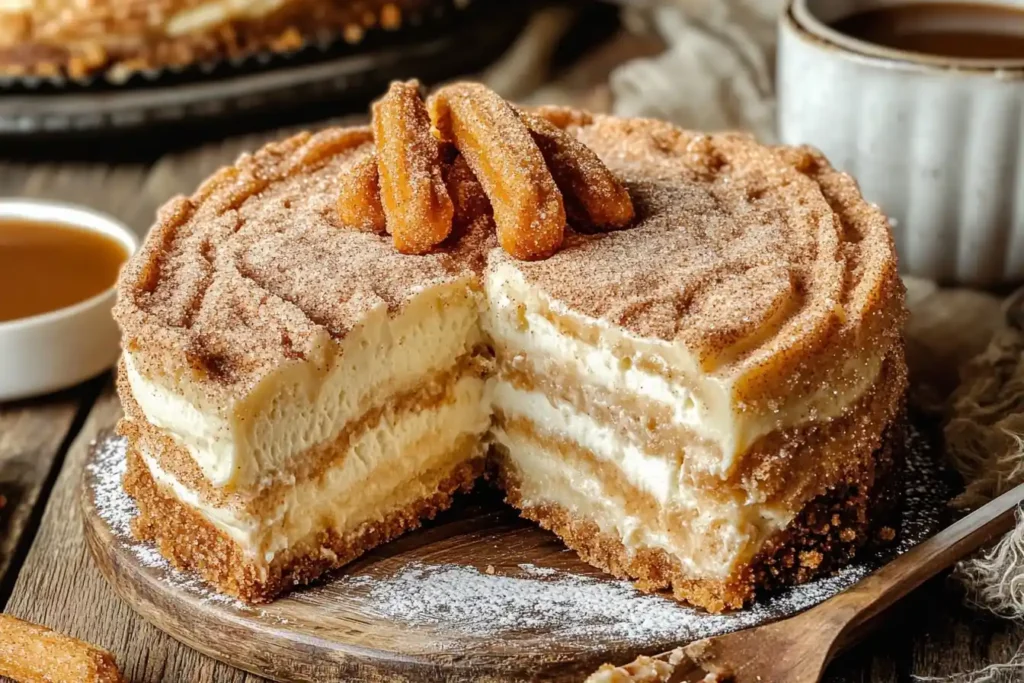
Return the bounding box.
[115,88,902,415]
[519,108,634,232]
[428,82,566,261]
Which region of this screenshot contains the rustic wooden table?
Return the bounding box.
[0,110,1021,683]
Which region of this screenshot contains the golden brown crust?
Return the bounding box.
[124,443,485,603]
[0,614,124,683]
[496,417,902,613]
[0,0,449,79]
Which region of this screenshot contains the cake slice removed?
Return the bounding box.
[113,84,907,611]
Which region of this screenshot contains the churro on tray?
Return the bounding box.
[0,0,470,80]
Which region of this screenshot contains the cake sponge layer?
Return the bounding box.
[125,278,484,492]
[127,445,485,603]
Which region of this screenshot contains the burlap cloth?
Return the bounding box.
[480,4,1024,680]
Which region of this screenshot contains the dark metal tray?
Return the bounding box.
[0,3,527,138]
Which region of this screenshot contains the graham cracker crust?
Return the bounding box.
[497,418,903,613]
[124,445,484,603]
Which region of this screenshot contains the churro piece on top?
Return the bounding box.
[518,109,634,232]
[372,80,453,254]
[428,82,565,261]
[337,152,387,234]
[443,154,492,232]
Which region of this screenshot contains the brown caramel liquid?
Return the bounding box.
[0,219,128,323]
[833,3,1024,59]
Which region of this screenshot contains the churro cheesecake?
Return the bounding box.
[0,0,468,79]
[114,81,907,611]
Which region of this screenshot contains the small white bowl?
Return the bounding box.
[778,0,1024,286]
[0,200,137,402]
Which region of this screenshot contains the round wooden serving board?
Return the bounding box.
[82,431,947,682]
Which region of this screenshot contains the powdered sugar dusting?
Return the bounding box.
[87,425,946,648]
[87,435,251,610]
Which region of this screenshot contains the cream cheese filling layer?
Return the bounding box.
[494,425,789,579]
[484,264,886,478]
[127,264,885,495]
[142,374,490,562]
[492,382,677,504]
[125,279,484,491]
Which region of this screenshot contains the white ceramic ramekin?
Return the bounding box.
[0,200,137,402]
[778,0,1024,286]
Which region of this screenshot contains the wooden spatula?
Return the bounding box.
[661,482,1024,683]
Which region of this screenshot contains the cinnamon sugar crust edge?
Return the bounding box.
[114,105,904,422]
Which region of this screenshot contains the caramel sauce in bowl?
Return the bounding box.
[0,200,137,401]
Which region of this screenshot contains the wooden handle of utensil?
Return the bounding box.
[817,482,1024,651]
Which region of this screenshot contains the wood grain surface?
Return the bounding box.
[0,382,98,599]
[79,428,951,683]
[680,484,1024,682]
[1,57,1022,680]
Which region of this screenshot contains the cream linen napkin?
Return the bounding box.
[609,0,782,141]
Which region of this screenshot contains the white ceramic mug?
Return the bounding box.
[778,0,1024,286]
[0,200,137,402]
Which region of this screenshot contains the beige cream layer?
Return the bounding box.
[130,371,489,563]
[483,262,894,484]
[125,279,484,493]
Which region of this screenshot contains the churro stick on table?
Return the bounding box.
[0,614,125,683]
[337,152,387,234]
[518,109,634,232]
[372,80,454,254]
[428,82,565,261]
